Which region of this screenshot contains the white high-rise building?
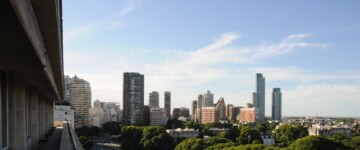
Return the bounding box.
[149,91,159,108]
[203,90,214,107]
[68,75,92,128]
[253,73,265,122]
[272,88,282,121]
[89,100,108,127]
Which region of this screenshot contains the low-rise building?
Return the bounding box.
[150,108,168,126]
[54,104,75,129]
[166,128,199,138]
[261,135,275,146]
[308,125,351,136]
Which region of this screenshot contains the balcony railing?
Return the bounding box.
[60,121,84,150]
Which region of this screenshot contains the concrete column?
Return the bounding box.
[13,73,26,150]
[38,95,45,139]
[30,89,39,150]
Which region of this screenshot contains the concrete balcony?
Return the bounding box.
[37,121,84,150]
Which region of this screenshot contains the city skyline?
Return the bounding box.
[63,0,360,117]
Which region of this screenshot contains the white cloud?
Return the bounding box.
[255,66,360,83]
[63,0,142,44]
[120,0,142,17]
[64,32,360,117]
[282,84,360,117]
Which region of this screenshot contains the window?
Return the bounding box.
[1,68,8,148]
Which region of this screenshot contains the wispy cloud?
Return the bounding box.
[63,0,142,44]
[120,0,142,17]
[282,84,360,116]
[64,32,360,117]
[145,32,328,87]
[255,66,360,83]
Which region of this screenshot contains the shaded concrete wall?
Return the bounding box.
[8,71,56,149]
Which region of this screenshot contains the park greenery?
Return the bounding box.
[75,120,360,150]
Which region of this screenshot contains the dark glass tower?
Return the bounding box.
[123,72,144,125]
[164,91,171,118]
[253,73,265,122]
[272,88,282,121]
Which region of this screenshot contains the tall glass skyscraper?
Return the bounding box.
[253,73,265,122]
[272,88,282,121]
[164,91,171,118]
[123,72,144,125]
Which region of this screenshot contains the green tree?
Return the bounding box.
[205,142,235,150]
[222,144,264,150]
[119,126,143,149]
[79,136,93,149]
[140,126,175,150]
[175,138,205,150]
[342,136,360,150]
[222,127,240,141]
[236,126,262,145]
[274,124,308,146]
[166,118,185,129]
[184,121,202,130]
[102,121,122,135]
[205,136,232,147]
[256,123,269,134]
[75,126,102,137]
[328,133,348,143]
[288,136,348,150]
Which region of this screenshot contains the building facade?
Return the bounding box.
[172,107,190,119]
[164,91,171,118]
[253,73,265,122]
[54,104,75,129]
[239,107,258,123]
[196,94,203,123]
[69,76,92,128]
[215,97,226,120]
[144,105,150,126]
[201,107,220,124]
[191,100,197,121]
[203,90,214,107]
[150,108,167,126]
[272,88,282,121]
[149,91,159,108]
[123,72,144,125]
[0,0,64,148]
[226,104,235,121]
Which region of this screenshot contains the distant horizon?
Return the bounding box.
[63,0,360,117]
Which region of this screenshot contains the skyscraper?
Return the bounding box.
[272,88,282,121]
[253,73,265,122]
[191,100,197,121]
[196,94,203,122]
[164,91,171,118]
[69,75,92,128]
[203,90,214,107]
[215,97,226,120]
[123,72,144,125]
[226,104,234,120]
[149,91,159,108]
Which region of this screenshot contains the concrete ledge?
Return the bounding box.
[60,122,84,150]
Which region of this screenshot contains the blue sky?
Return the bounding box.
[63,0,360,117]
